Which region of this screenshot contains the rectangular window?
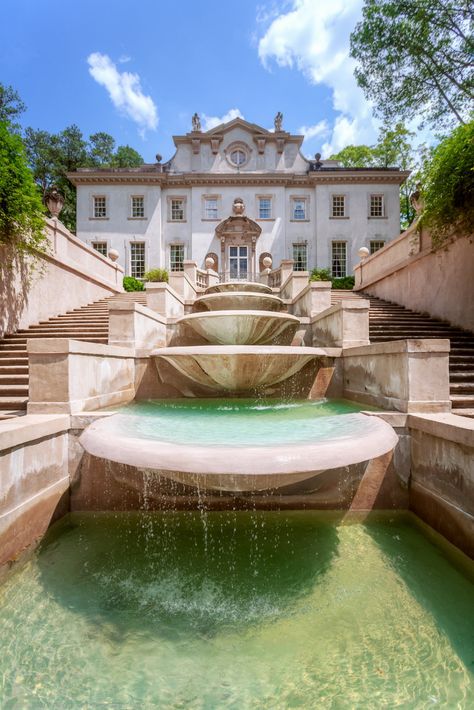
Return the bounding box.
[204,197,218,220]
[258,197,272,219]
[291,197,307,220]
[93,196,107,218]
[370,240,385,254]
[331,241,347,278]
[170,244,185,272]
[331,195,346,218]
[92,241,107,257]
[130,242,145,278]
[292,243,308,271]
[370,194,384,217]
[170,198,185,221]
[131,196,145,218]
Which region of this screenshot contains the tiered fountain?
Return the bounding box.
[80,280,397,498]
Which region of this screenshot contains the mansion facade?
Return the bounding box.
[69,116,409,279]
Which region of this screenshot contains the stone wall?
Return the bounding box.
[354,226,474,333]
[0,217,124,338]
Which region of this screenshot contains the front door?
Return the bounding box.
[228,245,248,280]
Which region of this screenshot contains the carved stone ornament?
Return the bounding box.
[276,137,285,154]
[274,111,283,131]
[410,182,424,216]
[210,137,221,154]
[232,197,245,215]
[192,138,201,155]
[257,137,266,154]
[192,113,201,132]
[45,186,64,217]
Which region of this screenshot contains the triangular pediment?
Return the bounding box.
[204,117,273,137]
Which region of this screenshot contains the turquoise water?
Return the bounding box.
[1,512,473,708]
[104,398,372,446]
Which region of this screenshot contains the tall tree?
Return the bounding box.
[0,121,46,257]
[89,132,116,166]
[329,144,378,167]
[350,0,474,129]
[112,145,143,168]
[0,83,26,130]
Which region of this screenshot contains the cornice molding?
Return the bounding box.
[68,170,410,187]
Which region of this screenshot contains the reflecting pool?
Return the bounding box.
[1,512,473,707]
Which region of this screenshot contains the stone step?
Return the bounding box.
[0,395,28,410]
[0,365,29,374]
[0,383,29,396]
[449,371,474,380]
[0,409,27,420]
[0,374,28,385]
[451,395,474,407]
[453,409,474,418]
[450,382,474,394]
[450,356,474,363]
[22,326,109,334]
[0,345,27,351]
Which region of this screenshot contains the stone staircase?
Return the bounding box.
[0,292,147,420]
[332,290,474,418]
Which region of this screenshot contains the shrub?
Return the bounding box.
[123,276,144,291]
[422,121,474,247]
[332,276,355,290]
[309,267,331,282]
[144,267,169,283]
[0,121,46,257]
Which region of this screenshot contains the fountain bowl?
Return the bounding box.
[177,310,300,345]
[152,345,328,391]
[204,281,273,294]
[194,292,284,312]
[80,412,398,492]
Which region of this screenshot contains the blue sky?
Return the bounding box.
[1,0,380,162]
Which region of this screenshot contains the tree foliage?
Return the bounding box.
[0,84,26,130]
[330,123,418,228]
[350,0,474,129]
[0,121,46,256]
[24,125,144,232]
[421,121,474,245]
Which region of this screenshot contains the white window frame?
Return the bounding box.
[331,241,347,278]
[169,244,185,272]
[130,195,145,219]
[257,195,273,220]
[202,195,219,221]
[370,239,386,254]
[168,196,187,222]
[292,242,308,271]
[130,241,146,279]
[92,195,107,219]
[369,194,385,218]
[91,241,108,257]
[290,196,309,221]
[331,194,347,219]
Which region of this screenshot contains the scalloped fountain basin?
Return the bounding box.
[152,345,324,391]
[204,281,273,294]
[79,399,398,492]
[194,292,283,312]
[177,311,300,345]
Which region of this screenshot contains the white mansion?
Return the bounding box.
[69,116,409,279]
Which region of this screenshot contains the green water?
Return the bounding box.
[105,398,371,446]
[1,512,473,708]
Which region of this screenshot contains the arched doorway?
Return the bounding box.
[215,198,262,280]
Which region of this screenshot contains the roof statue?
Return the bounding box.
[274,112,283,131]
[192,113,201,132]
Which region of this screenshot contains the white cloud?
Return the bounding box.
[118,54,131,64]
[202,108,245,131]
[297,119,330,142]
[87,52,158,134]
[258,0,379,155]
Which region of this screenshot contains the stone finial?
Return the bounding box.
[45,186,64,218]
[108,249,120,262]
[192,113,201,132]
[205,256,215,270]
[314,152,323,169]
[155,153,162,163]
[358,247,370,260]
[410,182,424,216]
[274,111,283,131]
[232,197,245,215]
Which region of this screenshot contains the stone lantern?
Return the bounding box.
[45,187,64,218]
